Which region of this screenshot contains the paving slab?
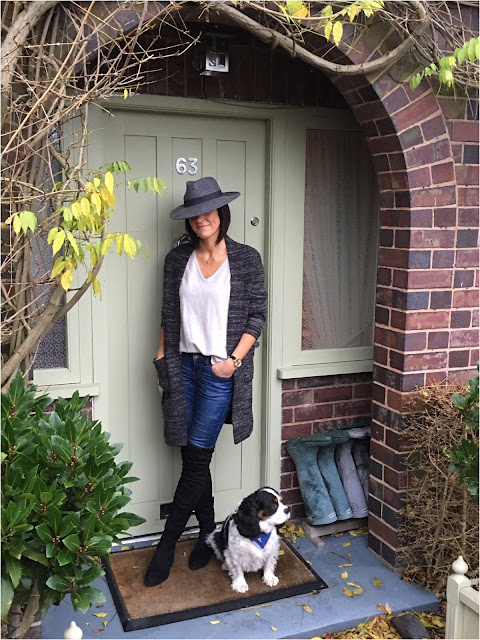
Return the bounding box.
[42,531,438,639]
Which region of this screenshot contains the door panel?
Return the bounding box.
[101,110,266,535]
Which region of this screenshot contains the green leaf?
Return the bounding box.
[35,522,53,543]
[45,574,70,592]
[1,576,14,620]
[47,505,62,534]
[78,565,105,586]
[22,548,48,566]
[5,554,22,588]
[63,533,80,552]
[56,548,75,566]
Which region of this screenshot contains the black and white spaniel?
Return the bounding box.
[206,487,291,593]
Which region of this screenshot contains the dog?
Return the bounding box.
[206,487,291,593]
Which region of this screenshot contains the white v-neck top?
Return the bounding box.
[179,252,231,363]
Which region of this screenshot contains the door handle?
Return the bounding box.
[176,233,190,248]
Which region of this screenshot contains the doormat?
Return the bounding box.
[104,536,328,631]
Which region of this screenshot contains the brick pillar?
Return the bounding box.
[331,44,479,567]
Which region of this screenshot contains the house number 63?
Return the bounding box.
[176,157,198,175]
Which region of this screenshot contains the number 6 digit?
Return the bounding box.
[176,158,187,174]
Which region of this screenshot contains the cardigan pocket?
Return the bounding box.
[153,357,170,393]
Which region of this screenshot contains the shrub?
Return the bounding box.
[1,373,145,638]
[399,380,479,596]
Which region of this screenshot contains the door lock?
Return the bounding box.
[250,217,260,227]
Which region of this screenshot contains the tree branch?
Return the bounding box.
[206,0,430,76]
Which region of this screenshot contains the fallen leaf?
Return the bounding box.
[94,613,107,618]
[93,630,104,633]
[278,550,285,555]
[306,560,312,565]
[339,563,353,567]
[121,545,131,551]
[332,532,343,537]
[342,542,351,547]
[348,527,368,536]
[255,612,260,617]
[151,541,158,546]
[378,602,392,614]
[347,582,361,588]
[341,572,348,579]
[271,625,278,631]
[373,578,382,588]
[297,526,306,538]
[386,602,392,614]
[347,553,351,556]
[209,620,220,624]
[301,604,313,613]
[102,621,108,628]
[352,586,364,596]
[343,587,354,597]
[85,623,90,626]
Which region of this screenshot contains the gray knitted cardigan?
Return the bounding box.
[155,235,267,447]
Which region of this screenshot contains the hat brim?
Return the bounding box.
[170,191,240,220]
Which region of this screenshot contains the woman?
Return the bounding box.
[145,176,267,587]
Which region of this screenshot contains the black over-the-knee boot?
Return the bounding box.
[188,468,215,570]
[144,443,214,587]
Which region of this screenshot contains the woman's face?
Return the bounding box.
[190,209,220,242]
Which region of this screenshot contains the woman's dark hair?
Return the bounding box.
[185,204,231,248]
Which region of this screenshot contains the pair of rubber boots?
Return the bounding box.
[144,442,215,587]
[286,425,370,526]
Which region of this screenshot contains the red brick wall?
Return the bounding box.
[281,373,372,519]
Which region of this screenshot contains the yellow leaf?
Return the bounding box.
[343,587,354,598]
[124,89,129,99]
[349,527,368,536]
[66,231,79,256]
[306,560,312,565]
[151,541,158,546]
[347,582,361,588]
[348,4,357,22]
[93,177,101,187]
[80,197,90,217]
[103,621,108,628]
[100,187,115,207]
[115,234,124,256]
[386,603,392,614]
[341,571,348,579]
[278,550,285,555]
[71,202,82,218]
[342,542,351,547]
[93,278,102,299]
[209,620,220,624]
[332,20,343,46]
[332,532,343,537]
[373,578,382,588]
[271,626,278,631]
[51,259,65,278]
[123,233,137,259]
[91,192,102,213]
[105,171,114,195]
[301,604,313,613]
[94,612,107,618]
[255,612,260,617]
[324,20,333,41]
[339,563,353,567]
[52,229,65,256]
[352,586,364,596]
[121,546,131,551]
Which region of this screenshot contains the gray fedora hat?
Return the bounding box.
[170,176,240,220]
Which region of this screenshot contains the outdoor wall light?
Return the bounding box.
[199,33,230,76]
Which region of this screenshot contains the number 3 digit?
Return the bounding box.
[188,158,198,175]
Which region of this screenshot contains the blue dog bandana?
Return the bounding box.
[252,531,272,549]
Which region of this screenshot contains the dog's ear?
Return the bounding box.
[234,494,262,539]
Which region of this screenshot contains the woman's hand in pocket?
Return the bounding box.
[211,359,235,378]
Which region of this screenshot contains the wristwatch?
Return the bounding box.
[229,355,242,369]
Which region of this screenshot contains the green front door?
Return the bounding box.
[95,108,266,535]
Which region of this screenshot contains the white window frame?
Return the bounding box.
[277,111,376,380]
[33,117,97,399]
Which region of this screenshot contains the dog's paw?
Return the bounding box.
[263,573,279,587]
[232,579,249,593]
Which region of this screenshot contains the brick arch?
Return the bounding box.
[327,58,464,567]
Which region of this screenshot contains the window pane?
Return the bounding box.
[302,129,379,351]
